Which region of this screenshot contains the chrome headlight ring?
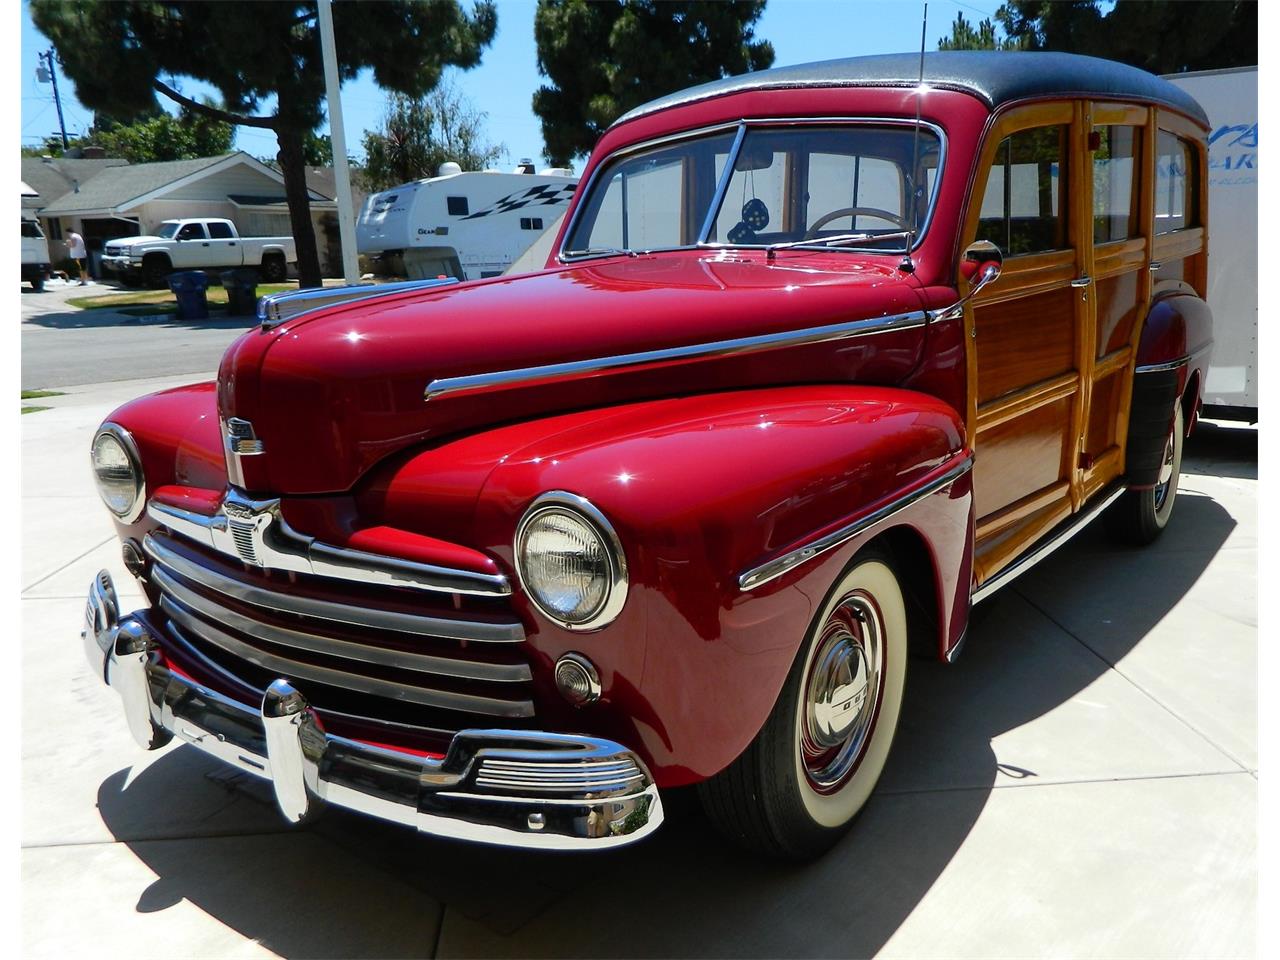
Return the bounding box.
[91,422,146,523]
[514,491,629,631]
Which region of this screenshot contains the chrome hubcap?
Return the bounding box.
[800,592,885,792]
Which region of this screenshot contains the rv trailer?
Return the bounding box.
[1167,66,1258,422]
[356,162,578,282]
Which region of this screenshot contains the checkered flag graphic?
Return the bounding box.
[462,183,578,219]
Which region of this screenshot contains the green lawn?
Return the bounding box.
[21,390,64,415]
[68,282,296,312]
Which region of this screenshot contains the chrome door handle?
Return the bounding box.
[1148,261,1162,272]
[1070,276,1092,288]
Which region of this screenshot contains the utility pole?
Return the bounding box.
[316,0,360,284]
[37,48,70,150]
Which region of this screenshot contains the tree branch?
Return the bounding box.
[152,79,277,130]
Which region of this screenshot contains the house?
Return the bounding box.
[21,151,343,276]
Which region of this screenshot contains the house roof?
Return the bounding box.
[38,154,231,215]
[20,156,130,208]
[304,166,367,208]
[615,51,1210,128]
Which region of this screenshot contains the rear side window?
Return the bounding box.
[1093,126,1142,244]
[976,126,1070,256]
[1155,131,1198,234]
[207,221,234,239]
[447,196,469,216]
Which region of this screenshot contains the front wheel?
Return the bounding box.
[1109,400,1184,545]
[29,275,44,292]
[698,550,908,860]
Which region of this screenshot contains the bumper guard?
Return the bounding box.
[82,571,663,850]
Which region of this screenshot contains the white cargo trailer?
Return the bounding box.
[1167,66,1258,421]
[356,165,578,282]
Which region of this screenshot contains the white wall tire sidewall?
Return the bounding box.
[1153,403,1184,529]
[792,558,907,829]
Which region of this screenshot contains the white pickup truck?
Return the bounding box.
[102,218,297,287]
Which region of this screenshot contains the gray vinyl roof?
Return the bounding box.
[38,154,232,215]
[615,51,1210,127]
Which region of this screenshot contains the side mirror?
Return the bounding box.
[961,239,1003,286]
[934,240,1004,323]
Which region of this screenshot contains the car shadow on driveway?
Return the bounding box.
[23,308,259,330]
[91,437,1247,959]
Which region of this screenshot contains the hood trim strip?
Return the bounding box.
[424,309,928,401]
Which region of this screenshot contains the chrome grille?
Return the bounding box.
[228,518,259,565]
[474,757,647,794]
[142,531,534,722]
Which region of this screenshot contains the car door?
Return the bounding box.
[204,221,243,267]
[958,101,1093,586]
[172,221,209,267]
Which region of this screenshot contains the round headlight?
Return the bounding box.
[515,493,627,630]
[91,425,144,522]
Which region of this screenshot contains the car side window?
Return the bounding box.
[176,223,206,241]
[1093,125,1142,244]
[207,222,234,239]
[976,125,1070,256]
[1155,131,1198,234]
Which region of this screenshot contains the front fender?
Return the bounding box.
[457,385,968,784]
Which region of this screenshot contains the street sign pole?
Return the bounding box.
[316,0,360,284]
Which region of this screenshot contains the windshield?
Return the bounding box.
[564,123,942,258]
[21,220,43,239]
[156,222,181,239]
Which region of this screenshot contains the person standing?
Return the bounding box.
[66,229,88,285]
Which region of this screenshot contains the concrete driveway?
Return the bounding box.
[21,376,1257,958]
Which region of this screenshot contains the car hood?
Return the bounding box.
[108,235,164,248]
[218,251,931,495]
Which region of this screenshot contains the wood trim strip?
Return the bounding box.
[1093,346,1133,382]
[976,371,1080,432]
[975,480,1071,540]
[1152,226,1205,261]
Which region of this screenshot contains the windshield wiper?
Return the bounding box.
[763,231,916,257]
[561,246,639,260]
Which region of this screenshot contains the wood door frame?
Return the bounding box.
[959,101,1089,583]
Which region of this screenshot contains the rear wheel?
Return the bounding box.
[698,550,908,860]
[260,254,287,283]
[1109,401,1184,545]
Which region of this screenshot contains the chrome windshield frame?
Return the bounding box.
[557,116,948,263]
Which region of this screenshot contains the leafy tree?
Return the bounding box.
[360,79,503,190]
[31,0,496,287]
[995,1,1256,73]
[937,13,1024,51]
[95,106,235,163]
[533,0,774,166]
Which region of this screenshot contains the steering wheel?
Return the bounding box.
[804,206,908,240]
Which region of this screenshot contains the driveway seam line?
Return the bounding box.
[1014,587,1253,773]
[875,768,1249,797]
[21,535,115,594]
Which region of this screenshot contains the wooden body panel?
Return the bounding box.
[961,98,1208,587]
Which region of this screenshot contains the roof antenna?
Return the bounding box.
[901,1,928,274]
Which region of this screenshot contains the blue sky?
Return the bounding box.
[22,0,1004,169]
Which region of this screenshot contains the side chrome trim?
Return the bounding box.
[1134,342,1212,375]
[257,278,458,330]
[426,310,928,401]
[971,484,1126,605]
[147,489,511,598]
[738,454,975,592]
[142,532,522,642]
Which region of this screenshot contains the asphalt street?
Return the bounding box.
[20,367,1257,957]
[21,279,258,390]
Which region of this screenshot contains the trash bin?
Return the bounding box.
[167,271,210,320]
[219,268,259,317]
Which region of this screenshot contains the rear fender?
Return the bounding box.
[1128,288,1213,486]
[460,385,971,784]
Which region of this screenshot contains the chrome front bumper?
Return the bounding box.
[83,572,663,850]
